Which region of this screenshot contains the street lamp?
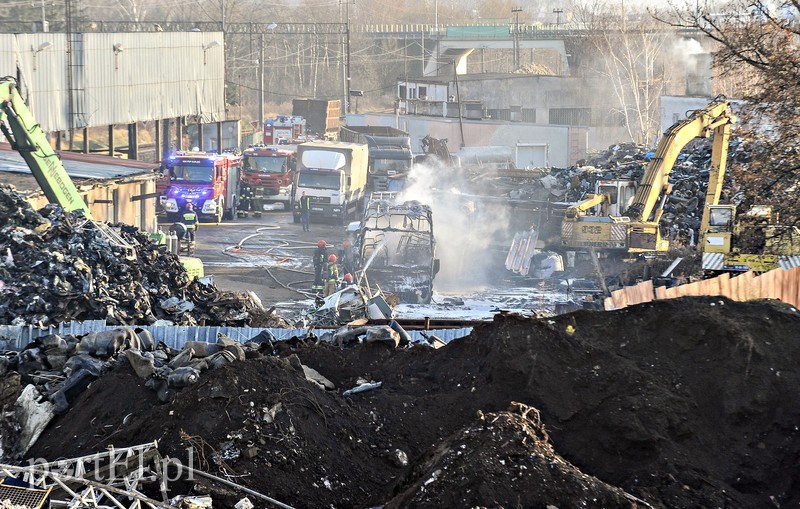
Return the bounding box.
[203,40,221,65]
[32,41,53,71]
[113,43,124,70]
[553,8,564,25]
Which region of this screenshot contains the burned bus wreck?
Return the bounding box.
[357,194,440,303]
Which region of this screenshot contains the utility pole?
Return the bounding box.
[39,0,49,32]
[258,33,264,142]
[511,7,522,69]
[553,8,563,26]
[345,0,353,113]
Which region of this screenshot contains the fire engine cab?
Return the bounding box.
[239,145,297,213]
[161,149,242,223]
[264,115,306,145]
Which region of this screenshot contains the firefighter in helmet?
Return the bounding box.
[182,202,198,243]
[323,254,339,297]
[312,240,328,292]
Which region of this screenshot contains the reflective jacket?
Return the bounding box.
[183,210,198,230]
[299,195,311,212]
[324,262,339,282]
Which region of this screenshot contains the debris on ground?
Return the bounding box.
[7,296,798,508]
[0,185,289,328]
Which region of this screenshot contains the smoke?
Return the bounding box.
[398,160,515,294]
[671,37,704,57]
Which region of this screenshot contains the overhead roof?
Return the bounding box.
[0,142,159,194]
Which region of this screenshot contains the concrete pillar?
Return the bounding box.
[162,119,172,157]
[108,125,115,156]
[154,119,161,162]
[127,123,138,160]
[216,122,223,152]
[82,127,89,154]
[176,118,184,151]
[198,122,204,151]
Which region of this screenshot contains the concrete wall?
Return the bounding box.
[394,74,631,151]
[350,113,582,167]
[659,95,745,141]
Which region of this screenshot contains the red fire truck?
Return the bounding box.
[160,150,242,223]
[239,145,297,212]
[264,115,306,145]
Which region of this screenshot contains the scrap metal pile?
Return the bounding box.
[0,185,287,328]
[506,139,747,249]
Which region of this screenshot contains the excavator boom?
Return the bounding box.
[0,77,91,218]
[561,98,735,254]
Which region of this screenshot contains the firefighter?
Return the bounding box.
[338,239,356,276]
[312,240,328,292]
[299,191,311,232]
[182,202,198,243]
[340,272,354,290]
[323,254,339,297]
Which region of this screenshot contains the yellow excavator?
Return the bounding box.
[701,204,800,273]
[0,76,203,276]
[561,98,736,255]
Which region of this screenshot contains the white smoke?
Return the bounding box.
[672,37,704,57]
[398,159,514,293]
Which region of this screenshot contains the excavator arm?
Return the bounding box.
[626,100,735,223]
[564,193,609,220]
[0,77,91,218]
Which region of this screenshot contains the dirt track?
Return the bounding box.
[27,296,800,508]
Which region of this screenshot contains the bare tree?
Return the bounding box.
[574,1,676,146]
[656,0,800,225]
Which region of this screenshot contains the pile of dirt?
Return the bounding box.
[26,296,800,508]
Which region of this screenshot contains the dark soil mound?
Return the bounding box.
[27,296,800,508]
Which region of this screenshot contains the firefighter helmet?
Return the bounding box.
[317,240,326,248]
[328,254,337,263]
[185,202,194,209]
[343,273,353,283]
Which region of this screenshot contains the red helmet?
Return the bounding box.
[343,273,353,282]
[342,240,351,248]
[185,202,194,209]
[317,240,326,248]
[328,254,337,263]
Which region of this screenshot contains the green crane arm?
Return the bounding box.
[0,77,92,218]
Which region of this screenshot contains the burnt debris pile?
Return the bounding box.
[0,185,286,327]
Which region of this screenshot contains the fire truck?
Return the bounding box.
[264,115,306,145]
[161,150,242,223]
[239,145,297,212]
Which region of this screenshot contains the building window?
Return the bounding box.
[419,86,427,100]
[399,85,407,99]
[549,108,592,126]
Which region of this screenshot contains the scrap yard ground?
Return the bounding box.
[187,209,574,323]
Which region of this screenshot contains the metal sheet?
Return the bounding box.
[0,146,156,184]
[0,32,225,132]
[0,321,474,351]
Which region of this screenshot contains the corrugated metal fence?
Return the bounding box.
[604,267,800,310]
[0,321,474,351]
